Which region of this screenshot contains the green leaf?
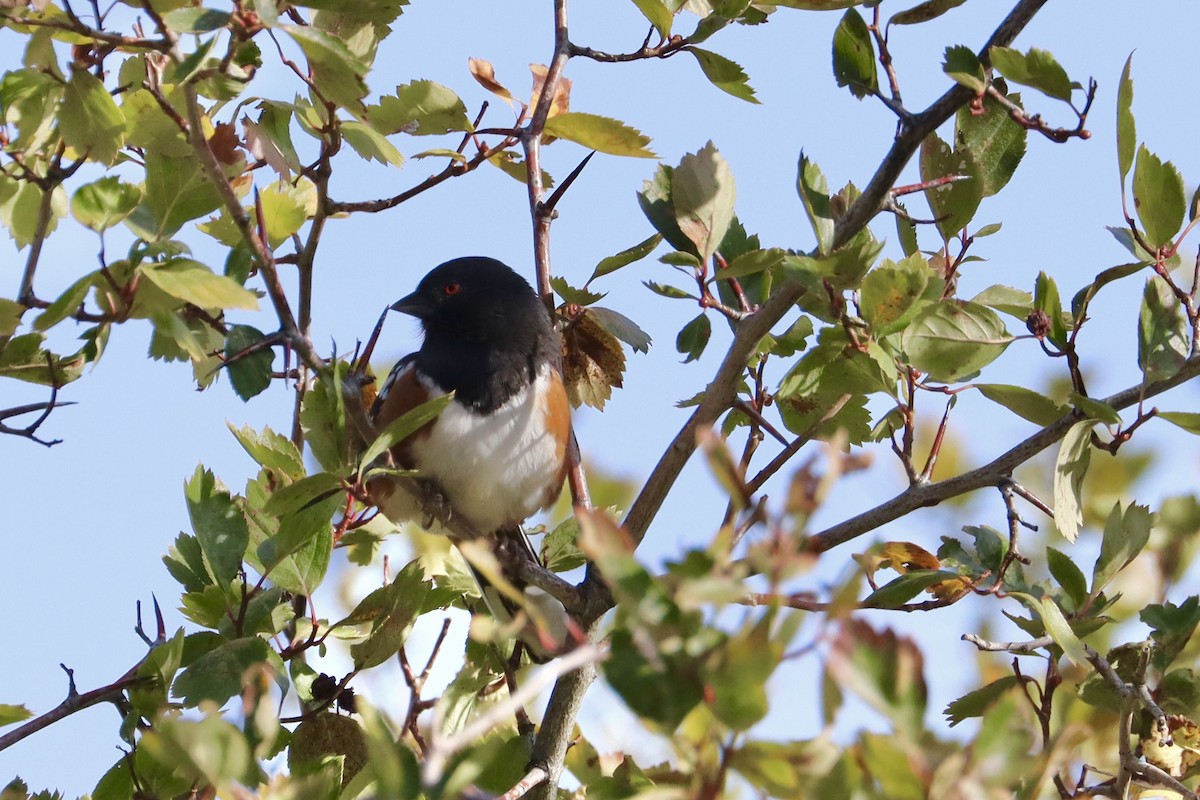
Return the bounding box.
[1066,392,1120,426]
[367,79,470,135]
[141,259,259,311]
[300,363,349,472]
[172,637,273,707]
[242,477,332,596]
[1047,546,1088,610]
[0,299,24,337]
[59,67,125,165]
[969,284,1033,318]
[227,423,304,480]
[359,393,454,479]
[1092,502,1154,597]
[899,300,1011,382]
[542,112,655,158]
[588,307,652,354]
[686,47,759,103]
[863,570,960,609]
[0,704,33,727]
[341,120,405,166]
[283,25,369,112]
[629,0,674,38]
[944,675,1020,727]
[672,141,736,263]
[796,152,834,254]
[1159,411,1200,435]
[920,131,982,238]
[1071,262,1145,319]
[589,234,662,283]
[730,739,839,798]
[643,280,694,300]
[551,276,605,306]
[975,384,1063,426]
[1117,53,1136,184]
[676,313,711,363]
[257,181,311,248]
[224,325,274,401]
[130,152,223,240]
[185,465,249,586]
[2,182,66,250]
[827,618,926,738]
[638,164,694,254]
[1053,420,1095,542]
[1133,145,1186,248]
[161,6,233,32]
[71,177,142,232]
[860,254,933,335]
[1138,276,1189,383]
[34,272,95,332]
[348,560,430,670]
[891,0,967,25]
[942,45,985,92]
[540,518,586,573]
[987,46,1073,101]
[831,8,877,99]
[1022,593,1088,668]
[1143,598,1200,672]
[955,90,1027,197]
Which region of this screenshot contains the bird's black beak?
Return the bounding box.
[389,291,431,319]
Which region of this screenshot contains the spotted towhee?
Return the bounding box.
[368,256,572,655]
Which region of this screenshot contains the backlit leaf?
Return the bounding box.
[987,46,1073,101]
[542,112,655,158]
[831,8,877,99]
[1053,420,1095,542]
[687,47,759,104]
[1117,53,1136,183]
[672,141,736,262]
[899,300,1011,382]
[141,259,259,311]
[1133,144,1186,249]
[59,67,125,165]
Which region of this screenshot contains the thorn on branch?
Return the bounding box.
[539,150,595,219]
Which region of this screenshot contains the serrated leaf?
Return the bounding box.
[629,0,673,38]
[349,560,430,669]
[1067,392,1120,426]
[541,517,586,573]
[944,675,1020,726]
[1139,277,1189,383]
[955,90,1026,197]
[987,46,1073,101]
[589,233,662,283]
[542,112,655,158]
[1053,420,1095,542]
[59,67,125,165]
[185,465,249,586]
[676,313,711,363]
[643,280,694,299]
[860,255,933,334]
[71,177,142,232]
[563,310,626,409]
[899,300,1011,382]
[686,47,759,103]
[34,272,95,331]
[637,164,694,254]
[920,131,982,238]
[227,423,304,480]
[831,8,877,99]
[172,637,272,707]
[368,79,470,136]
[130,152,223,240]
[720,248,786,280]
[1133,145,1186,249]
[673,141,736,263]
[1117,53,1136,184]
[224,325,274,401]
[257,181,310,248]
[975,384,1063,426]
[796,152,834,254]
[863,570,959,609]
[1047,547,1088,610]
[141,259,259,311]
[161,7,232,32]
[1021,593,1088,668]
[551,276,605,306]
[358,393,453,479]
[341,120,405,167]
[891,0,967,25]
[588,307,652,354]
[0,704,33,727]
[942,45,985,92]
[1092,502,1154,597]
[283,25,368,112]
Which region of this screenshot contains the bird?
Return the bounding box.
[367,256,573,657]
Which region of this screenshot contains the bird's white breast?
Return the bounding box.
[386,366,563,533]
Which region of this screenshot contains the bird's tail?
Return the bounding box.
[458,526,573,663]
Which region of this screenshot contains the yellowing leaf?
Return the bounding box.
[140,259,259,311]
[467,57,514,106]
[542,112,656,158]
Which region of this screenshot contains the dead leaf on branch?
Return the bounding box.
[561,307,625,411]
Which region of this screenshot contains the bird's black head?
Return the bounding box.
[390,257,558,412]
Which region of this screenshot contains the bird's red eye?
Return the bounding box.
[443,282,462,296]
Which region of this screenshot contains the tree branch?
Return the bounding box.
[807,354,1200,553]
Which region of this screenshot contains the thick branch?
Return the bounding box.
[807,354,1200,553]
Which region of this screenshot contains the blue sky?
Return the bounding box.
[3,1,1200,794]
